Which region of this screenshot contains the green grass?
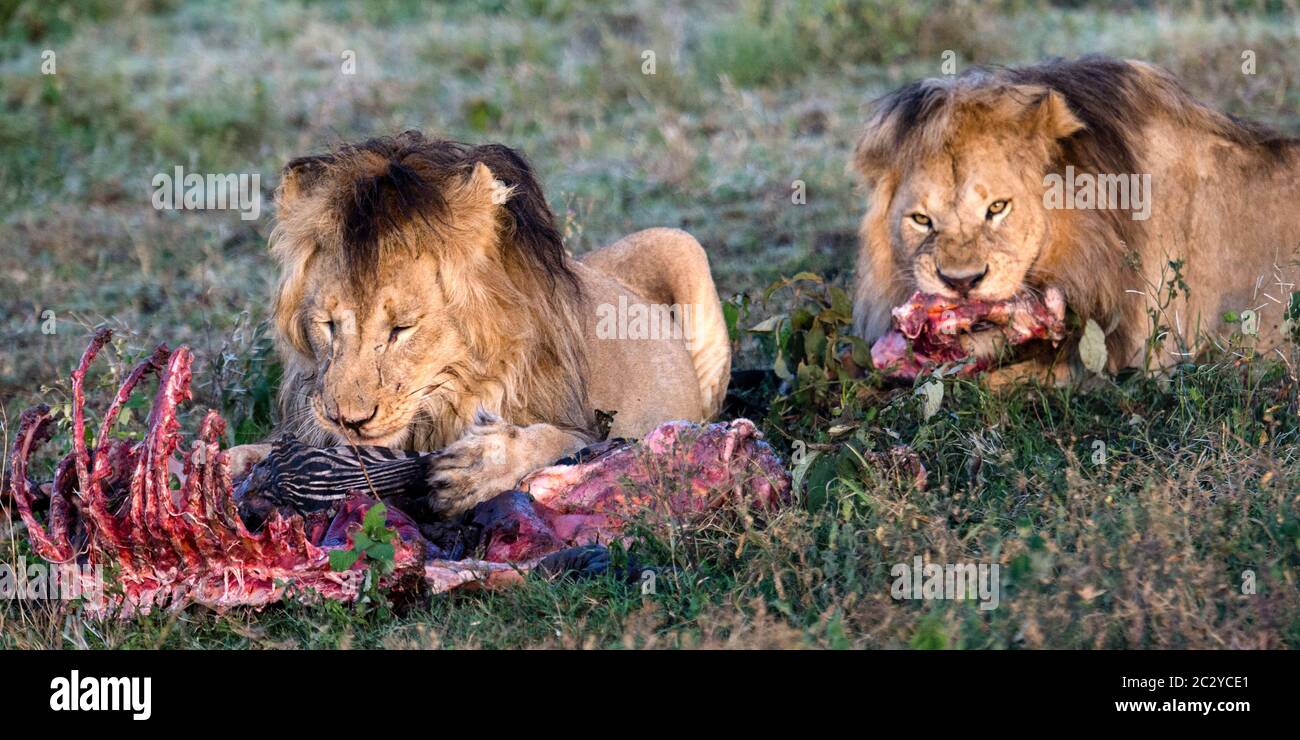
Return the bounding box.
[3,0,1300,648]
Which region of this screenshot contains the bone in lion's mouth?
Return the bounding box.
[870,287,1067,380]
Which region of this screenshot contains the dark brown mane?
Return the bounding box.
[866,55,1296,180]
[1011,55,1296,163]
[282,131,579,294]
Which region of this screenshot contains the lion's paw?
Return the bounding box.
[426,410,521,518]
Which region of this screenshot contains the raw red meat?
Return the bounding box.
[5,329,789,615]
[870,288,1067,379]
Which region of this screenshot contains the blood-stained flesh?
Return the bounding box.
[870,288,1067,379]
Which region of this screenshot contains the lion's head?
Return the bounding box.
[851,57,1154,358]
[269,131,590,450]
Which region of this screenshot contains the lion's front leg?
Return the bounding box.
[980,359,1075,389]
[426,410,588,518]
[957,331,1076,388]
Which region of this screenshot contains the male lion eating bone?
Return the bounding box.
[870,288,1067,380]
[229,132,732,516]
[852,56,1300,382]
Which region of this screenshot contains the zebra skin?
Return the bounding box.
[233,435,430,526]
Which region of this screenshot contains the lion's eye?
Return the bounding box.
[389,326,412,343]
[909,213,931,227]
[986,200,1009,219]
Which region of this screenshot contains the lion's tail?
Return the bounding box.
[580,228,732,419]
[683,273,732,419]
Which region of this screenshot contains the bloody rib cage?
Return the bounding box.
[6,329,789,616]
[7,329,406,615]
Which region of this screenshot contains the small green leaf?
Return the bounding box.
[829,286,852,319]
[362,502,388,531]
[367,542,395,562]
[723,301,741,341]
[848,337,872,368]
[805,323,826,363]
[329,549,360,572]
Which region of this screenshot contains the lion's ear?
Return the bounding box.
[461,146,568,274]
[444,161,512,258]
[1024,90,1085,140]
[276,155,334,212]
[461,160,513,210]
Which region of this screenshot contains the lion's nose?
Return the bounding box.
[937,264,989,296]
[328,405,379,434]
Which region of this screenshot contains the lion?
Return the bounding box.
[229,131,731,516]
[851,55,1300,381]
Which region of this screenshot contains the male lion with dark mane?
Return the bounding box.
[853,55,1300,381]
[229,131,730,516]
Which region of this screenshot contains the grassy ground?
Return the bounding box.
[2,0,1299,648]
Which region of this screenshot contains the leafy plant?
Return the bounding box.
[328,503,398,577]
[750,273,873,414]
[1141,258,1191,373]
[722,292,752,345]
